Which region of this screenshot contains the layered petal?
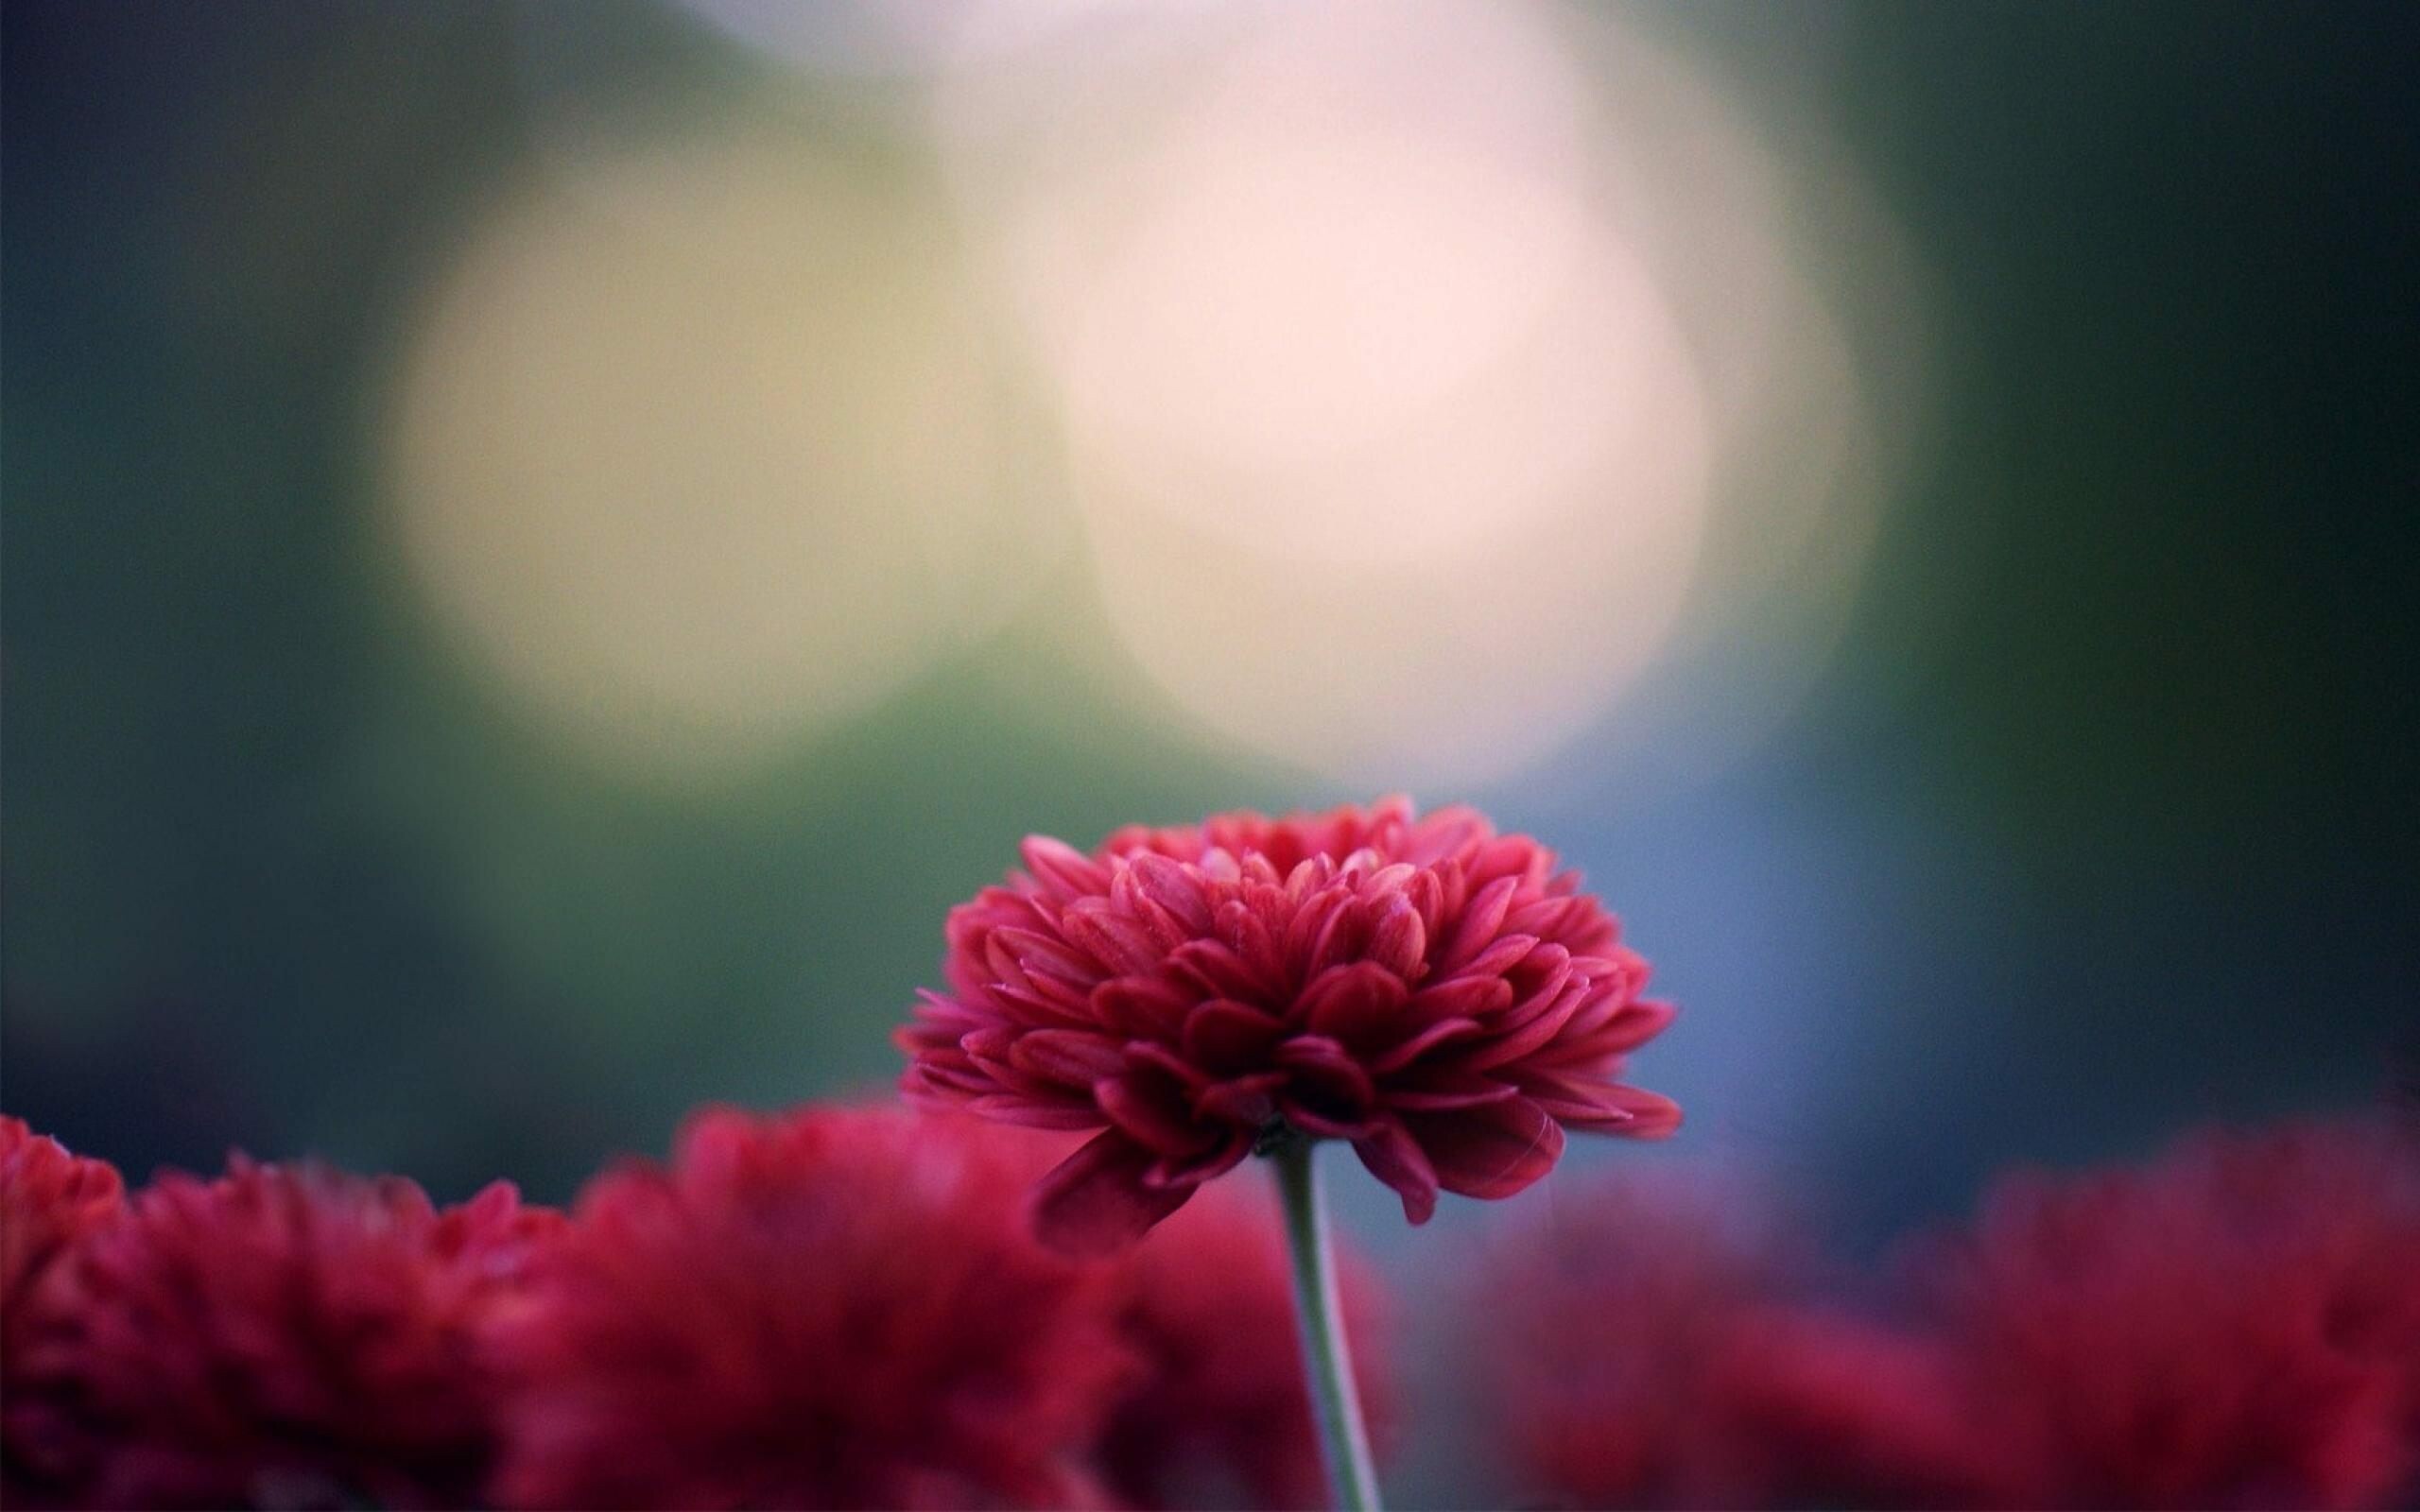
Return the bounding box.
[1033,1130,1201,1258]
[1410,1095,1566,1200]
[901,798,1677,1247]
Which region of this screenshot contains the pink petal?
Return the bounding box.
[1405,975,1512,1023]
[1194,1072,1287,1125]
[1502,1066,1678,1133]
[1301,894,1359,976]
[961,1024,1018,1061]
[1031,1130,1197,1256]
[1127,851,1215,932]
[1098,1074,1219,1157]
[1090,977,1194,1040]
[1406,805,1489,866]
[1107,865,1191,952]
[1408,1096,1565,1200]
[909,1062,994,1098]
[1504,1065,1634,1124]
[1021,834,1111,901]
[1473,835,1547,885]
[1463,987,1584,1071]
[1458,933,1541,984]
[908,988,984,1032]
[1536,983,1626,1048]
[1301,962,1409,1043]
[1405,868,1443,933]
[1368,894,1427,978]
[1599,1084,1682,1137]
[1504,895,1587,939]
[1182,999,1288,1073]
[1581,998,1678,1057]
[1276,1035,1379,1134]
[994,926,1104,988]
[1007,1029,1127,1087]
[1277,1033,1372,1077]
[1365,1015,1481,1075]
[1497,945,1575,1027]
[1167,938,1266,1001]
[966,1046,1065,1102]
[1217,898,1281,977]
[989,980,1093,1027]
[1435,875,1519,974]
[1379,1066,1519,1111]
[1057,901,1168,977]
[1126,1041,1211,1090]
[969,1094,1104,1130]
[1140,1131,1252,1191]
[1352,1117,1441,1225]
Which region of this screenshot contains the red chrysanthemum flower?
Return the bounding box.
[489,1106,1139,1511]
[1095,1177,1394,1510]
[1,1117,126,1505]
[1470,1171,1991,1510]
[1907,1117,2420,1509]
[899,797,1678,1253]
[4,1156,560,1509]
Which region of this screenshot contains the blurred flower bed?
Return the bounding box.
[9,1104,2418,1509]
[8,799,2418,1509]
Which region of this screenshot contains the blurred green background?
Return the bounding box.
[4,0,2413,1264]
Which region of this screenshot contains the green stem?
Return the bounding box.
[1272,1138,1383,1512]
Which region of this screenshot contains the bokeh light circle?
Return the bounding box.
[932,0,1913,789]
[380,123,1047,779]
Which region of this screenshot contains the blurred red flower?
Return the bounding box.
[490,1106,1138,1511]
[1,1117,125,1505]
[1909,1117,2420,1509]
[1096,1177,1394,1510]
[0,1117,124,1318]
[5,1155,558,1509]
[900,797,1677,1253]
[1471,1171,1988,1509]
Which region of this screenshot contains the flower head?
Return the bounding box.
[5,1155,559,1509]
[900,797,1677,1253]
[1,1117,125,1504]
[1471,1170,1989,1509]
[489,1106,1138,1511]
[1096,1177,1394,1510]
[1909,1117,2420,1509]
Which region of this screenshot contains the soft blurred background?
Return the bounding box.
[4,0,2412,1476]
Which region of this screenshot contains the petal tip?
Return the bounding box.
[1030,1130,1196,1257]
